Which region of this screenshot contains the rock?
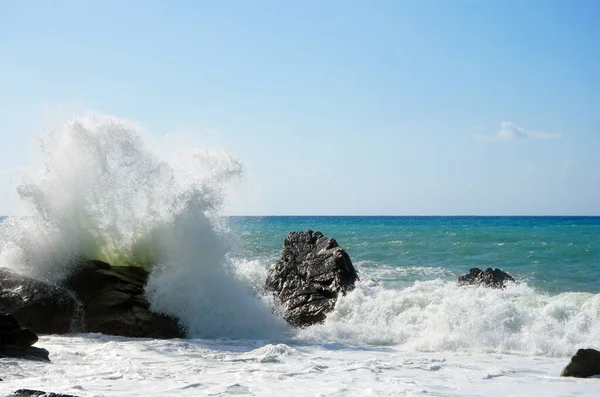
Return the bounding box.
[1,313,38,347]
[0,268,77,334]
[1,344,49,361]
[62,260,184,338]
[11,390,78,397]
[457,267,515,289]
[265,230,358,327]
[0,313,49,361]
[561,348,600,378]
[0,260,183,339]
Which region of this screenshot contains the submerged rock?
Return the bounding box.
[63,260,184,338]
[0,313,49,361]
[265,230,358,327]
[0,268,77,334]
[1,344,49,361]
[457,267,515,289]
[561,348,600,378]
[0,387,78,397]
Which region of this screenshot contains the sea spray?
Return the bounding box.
[0,113,287,338]
[144,213,287,338]
[0,114,174,278]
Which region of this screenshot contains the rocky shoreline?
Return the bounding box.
[1,260,183,341]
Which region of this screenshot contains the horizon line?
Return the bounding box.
[224,214,600,217]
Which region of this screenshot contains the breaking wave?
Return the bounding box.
[297,277,600,357]
[0,113,286,338]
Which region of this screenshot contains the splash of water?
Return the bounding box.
[0,113,286,338]
[297,276,600,357]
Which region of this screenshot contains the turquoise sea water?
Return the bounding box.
[229,216,600,294]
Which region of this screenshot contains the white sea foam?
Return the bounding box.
[297,278,600,356]
[0,334,597,397]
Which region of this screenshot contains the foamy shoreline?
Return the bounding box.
[0,334,595,397]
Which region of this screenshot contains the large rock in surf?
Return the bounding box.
[265,230,358,327]
[0,268,77,334]
[561,348,600,378]
[0,261,183,339]
[63,260,184,338]
[0,313,50,361]
[457,267,515,289]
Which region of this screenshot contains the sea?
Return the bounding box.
[1,115,600,396]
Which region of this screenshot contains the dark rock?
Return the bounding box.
[457,267,515,289]
[0,268,77,333]
[62,260,184,338]
[561,348,600,378]
[0,313,49,361]
[11,390,78,397]
[1,344,49,361]
[1,313,38,347]
[0,260,183,339]
[265,230,358,327]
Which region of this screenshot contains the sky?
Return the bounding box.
[0,0,599,215]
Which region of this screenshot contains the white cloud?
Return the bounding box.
[476,121,562,142]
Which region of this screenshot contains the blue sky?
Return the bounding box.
[1,0,599,215]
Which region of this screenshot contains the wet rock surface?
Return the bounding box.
[561,348,600,378]
[63,260,184,338]
[0,268,77,334]
[265,230,358,327]
[457,267,515,289]
[0,313,49,361]
[0,260,183,339]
